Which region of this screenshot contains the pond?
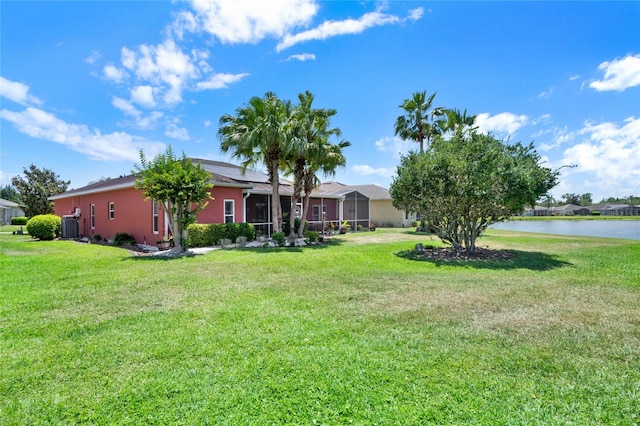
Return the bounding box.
[489,220,640,241]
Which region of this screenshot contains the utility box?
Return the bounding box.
[62,215,79,239]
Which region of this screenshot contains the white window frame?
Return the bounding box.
[90,204,95,229]
[224,199,235,223]
[152,200,159,234]
[108,202,115,220]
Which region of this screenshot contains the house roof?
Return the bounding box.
[49,159,349,200]
[0,198,22,209]
[317,182,388,200]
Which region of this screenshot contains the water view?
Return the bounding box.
[490,220,640,241]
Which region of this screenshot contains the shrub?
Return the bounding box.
[112,232,136,247]
[271,232,285,247]
[303,230,319,243]
[26,214,61,240]
[187,223,256,247]
[236,236,248,248]
[591,210,601,216]
[90,234,103,243]
[11,216,28,225]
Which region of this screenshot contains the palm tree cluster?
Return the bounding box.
[218,91,350,237]
[394,91,478,152]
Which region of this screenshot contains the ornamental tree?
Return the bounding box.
[134,147,213,251]
[390,132,559,252]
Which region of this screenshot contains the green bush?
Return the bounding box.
[591,210,601,216]
[187,223,256,247]
[112,232,136,247]
[303,230,319,243]
[10,216,28,225]
[271,232,285,247]
[26,214,61,240]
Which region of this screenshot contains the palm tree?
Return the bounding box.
[442,108,478,138]
[285,91,342,238]
[394,91,444,153]
[299,139,350,238]
[218,92,293,233]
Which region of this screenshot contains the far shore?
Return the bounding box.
[510,215,640,221]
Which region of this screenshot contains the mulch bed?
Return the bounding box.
[416,247,515,262]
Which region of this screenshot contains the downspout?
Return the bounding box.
[242,191,250,223]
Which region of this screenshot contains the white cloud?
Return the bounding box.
[374,135,416,158]
[590,53,640,92]
[131,85,156,108]
[560,117,640,184]
[0,77,43,106]
[175,0,318,44]
[103,64,128,83]
[112,96,163,129]
[277,7,423,52]
[475,112,529,136]
[537,87,554,99]
[164,122,190,141]
[204,120,212,127]
[0,107,165,162]
[286,53,316,62]
[85,50,101,64]
[196,72,250,90]
[352,164,395,179]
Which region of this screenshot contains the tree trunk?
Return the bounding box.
[269,159,281,233]
[299,192,311,238]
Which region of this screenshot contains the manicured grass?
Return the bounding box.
[1,228,639,424]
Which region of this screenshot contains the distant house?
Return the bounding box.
[0,198,25,224]
[317,182,415,227]
[49,159,370,244]
[592,204,640,216]
[551,204,590,216]
[522,206,550,216]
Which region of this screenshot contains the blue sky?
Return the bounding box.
[1,1,639,203]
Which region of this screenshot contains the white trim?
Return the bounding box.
[90,204,95,229]
[224,199,235,223]
[152,200,159,234]
[108,202,115,220]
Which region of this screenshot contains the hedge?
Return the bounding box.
[26,214,61,240]
[188,222,255,247]
[10,216,28,225]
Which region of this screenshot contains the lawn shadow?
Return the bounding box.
[395,249,572,271]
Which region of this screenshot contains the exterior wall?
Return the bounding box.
[370,200,406,227]
[2,206,25,224]
[54,187,165,244]
[196,187,244,224]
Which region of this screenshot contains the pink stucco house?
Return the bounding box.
[50,159,370,244]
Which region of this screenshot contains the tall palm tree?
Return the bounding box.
[300,139,350,237]
[218,92,293,233]
[285,91,342,237]
[442,108,478,138]
[394,91,444,153]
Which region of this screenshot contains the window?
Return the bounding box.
[312,205,327,221]
[108,202,115,220]
[90,204,95,229]
[224,200,234,223]
[152,200,159,234]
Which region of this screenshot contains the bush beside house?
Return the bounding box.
[188,223,256,247]
[26,214,61,240]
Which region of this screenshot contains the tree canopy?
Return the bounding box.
[134,146,213,251]
[390,132,559,252]
[394,91,444,153]
[11,164,69,217]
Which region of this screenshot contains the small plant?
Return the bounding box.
[112,232,136,247]
[26,214,61,240]
[340,221,350,234]
[591,210,601,216]
[219,238,232,247]
[303,230,319,243]
[90,234,103,243]
[271,232,285,247]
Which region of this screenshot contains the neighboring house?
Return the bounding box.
[49,159,367,244]
[591,203,640,216]
[551,204,590,216]
[522,206,551,216]
[0,198,25,224]
[317,182,414,228]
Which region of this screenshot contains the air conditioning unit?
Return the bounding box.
[62,215,79,239]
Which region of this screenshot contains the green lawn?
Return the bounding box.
[1,228,639,424]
